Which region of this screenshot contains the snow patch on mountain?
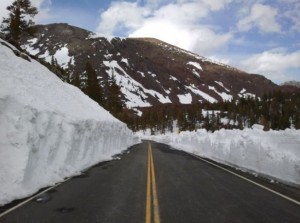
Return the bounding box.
[0,40,138,206]
[178,93,192,104]
[186,85,217,103]
[121,58,130,67]
[169,75,179,81]
[192,70,200,78]
[187,61,202,70]
[137,71,145,77]
[53,45,74,69]
[22,38,40,55]
[238,88,256,99]
[209,86,233,102]
[215,81,230,92]
[104,60,171,107]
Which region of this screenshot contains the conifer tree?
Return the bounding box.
[72,71,81,89]
[106,74,123,115]
[1,0,38,44]
[85,62,103,105]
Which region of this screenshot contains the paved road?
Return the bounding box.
[1,141,300,223]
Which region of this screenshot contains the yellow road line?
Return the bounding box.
[145,143,161,223]
[145,145,152,223]
[150,144,161,223]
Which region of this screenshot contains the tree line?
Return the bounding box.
[125,91,300,133]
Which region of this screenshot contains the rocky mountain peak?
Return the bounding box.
[19,23,287,112]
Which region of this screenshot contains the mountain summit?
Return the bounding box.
[19,23,287,110]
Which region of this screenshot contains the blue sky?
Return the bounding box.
[1,0,299,84]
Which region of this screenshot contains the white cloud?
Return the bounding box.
[237,3,281,33]
[96,2,150,38]
[129,22,232,55]
[153,2,208,23]
[241,50,300,83]
[130,19,231,55]
[200,0,233,11]
[96,0,233,55]
[283,1,300,32]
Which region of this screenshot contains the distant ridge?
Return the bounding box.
[18,23,294,110]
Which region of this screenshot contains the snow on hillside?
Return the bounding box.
[0,39,139,206]
[137,125,300,186]
[103,60,171,107]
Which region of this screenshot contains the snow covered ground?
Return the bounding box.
[0,39,139,206]
[137,125,300,186]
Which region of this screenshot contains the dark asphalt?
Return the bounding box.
[1,141,300,223]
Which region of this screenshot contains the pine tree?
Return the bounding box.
[106,74,123,116]
[72,71,81,89]
[85,62,102,105]
[1,0,38,44]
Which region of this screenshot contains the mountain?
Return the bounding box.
[281,81,300,88]
[19,23,286,111]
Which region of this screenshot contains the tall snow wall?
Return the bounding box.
[141,126,300,186]
[0,39,139,206]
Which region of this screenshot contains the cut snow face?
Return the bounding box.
[0,39,138,206]
[139,126,300,186]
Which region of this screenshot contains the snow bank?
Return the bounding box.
[138,125,300,186]
[0,40,139,206]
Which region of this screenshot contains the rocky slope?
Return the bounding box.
[19,23,284,110]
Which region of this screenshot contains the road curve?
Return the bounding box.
[1,141,300,223]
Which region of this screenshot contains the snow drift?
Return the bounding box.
[0,39,138,206]
[139,125,300,186]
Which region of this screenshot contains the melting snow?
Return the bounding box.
[137,71,145,77]
[53,46,74,69]
[209,86,233,102]
[104,54,113,59]
[215,81,230,92]
[187,61,202,70]
[22,38,40,56]
[103,60,171,107]
[240,88,246,94]
[148,71,157,77]
[169,75,178,81]
[192,69,200,78]
[38,50,52,63]
[121,58,130,67]
[177,93,192,104]
[186,85,217,103]
[238,88,256,99]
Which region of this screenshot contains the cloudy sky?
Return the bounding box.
[1,0,299,84]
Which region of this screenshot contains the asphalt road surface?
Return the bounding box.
[1,141,300,223]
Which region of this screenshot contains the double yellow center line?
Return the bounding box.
[145,143,161,223]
